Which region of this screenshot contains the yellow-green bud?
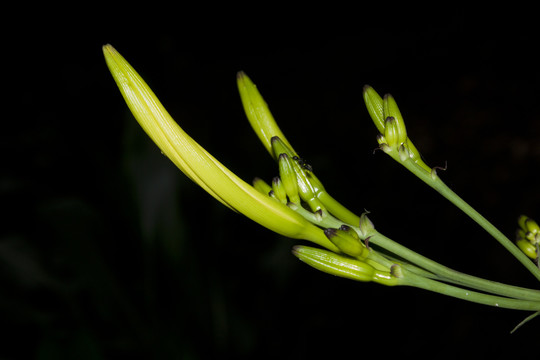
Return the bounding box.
[290,156,325,212]
[517,239,538,260]
[252,177,272,196]
[518,215,540,243]
[271,176,288,204]
[362,85,385,134]
[383,94,405,131]
[237,72,297,159]
[324,228,368,259]
[271,136,295,159]
[278,153,301,204]
[292,245,375,282]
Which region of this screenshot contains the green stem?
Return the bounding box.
[292,201,540,301]
[397,155,540,282]
[370,231,540,301]
[402,270,540,311]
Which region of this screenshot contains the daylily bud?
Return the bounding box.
[237,72,297,159]
[516,215,539,260]
[518,215,540,241]
[278,154,301,204]
[292,245,400,286]
[252,177,272,196]
[383,94,406,137]
[271,136,296,159]
[271,176,288,204]
[103,45,339,252]
[324,227,368,259]
[362,85,385,134]
[292,245,375,282]
[290,156,325,213]
[517,239,538,260]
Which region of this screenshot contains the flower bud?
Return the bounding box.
[292,245,375,282]
[278,153,301,204]
[271,136,296,159]
[516,239,538,260]
[518,215,540,242]
[252,177,272,196]
[362,85,385,134]
[237,72,297,159]
[271,176,288,204]
[324,228,368,259]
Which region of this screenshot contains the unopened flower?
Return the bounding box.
[363,85,431,173]
[516,215,540,260]
[292,245,399,285]
[103,44,338,252]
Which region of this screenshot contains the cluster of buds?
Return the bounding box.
[363,86,433,174]
[103,45,402,287]
[516,215,540,262]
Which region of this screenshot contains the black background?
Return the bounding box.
[3,8,540,359]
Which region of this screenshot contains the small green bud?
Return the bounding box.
[271,136,296,159]
[517,239,538,260]
[518,215,540,241]
[383,94,404,127]
[237,72,297,159]
[252,177,272,196]
[278,153,301,204]
[362,85,385,134]
[292,245,376,282]
[290,156,325,213]
[271,176,288,204]
[324,228,368,259]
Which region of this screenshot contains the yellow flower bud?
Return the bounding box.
[237,72,297,159]
[103,44,338,252]
[324,227,369,259]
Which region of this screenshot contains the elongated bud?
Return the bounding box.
[271,136,296,159]
[252,177,272,196]
[290,157,324,212]
[237,72,297,159]
[383,94,407,146]
[271,176,288,204]
[363,85,385,134]
[292,246,400,286]
[278,153,301,204]
[324,228,368,259]
[292,245,375,282]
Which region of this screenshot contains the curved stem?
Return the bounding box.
[370,231,540,301]
[402,270,540,311]
[397,155,540,282]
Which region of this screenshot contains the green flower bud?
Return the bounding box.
[517,239,538,260]
[292,245,376,282]
[237,72,297,159]
[290,156,325,213]
[324,228,368,259]
[362,85,385,134]
[271,176,288,204]
[518,215,540,241]
[271,136,295,158]
[278,153,301,204]
[252,177,272,196]
[383,94,407,146]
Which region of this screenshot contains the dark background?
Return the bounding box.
[3,8,540,359]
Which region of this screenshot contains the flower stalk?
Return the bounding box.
[104,45,540,325]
